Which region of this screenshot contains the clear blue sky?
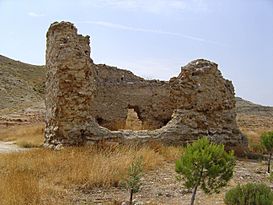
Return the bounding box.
[0,0,272,105]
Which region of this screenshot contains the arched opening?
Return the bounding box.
[125,108,143,130]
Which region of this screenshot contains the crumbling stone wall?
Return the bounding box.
[45,21,247,151]
[92,64,173,130]
[45,22,97,146]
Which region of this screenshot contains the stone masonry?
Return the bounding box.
[45,21,248,151]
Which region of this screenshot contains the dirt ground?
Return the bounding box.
[68,159,272,205]
[0,141,27,153]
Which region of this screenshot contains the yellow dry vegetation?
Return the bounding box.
[237,114,273,142]
[237,113,273,153]
[239,125,273,154]
[0,123,44,147]
[240,127,272,144]
[0,138,182,205]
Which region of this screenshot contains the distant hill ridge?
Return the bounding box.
[235,97,273,117]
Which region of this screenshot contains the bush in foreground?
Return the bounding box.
[175,137,235,205]
[224,183,273,205]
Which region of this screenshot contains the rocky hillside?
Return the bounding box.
[236,97,273,129]
[0,55,45,115]
[0,54,272,136]
[236,97,273,117]
[235,97,273,142]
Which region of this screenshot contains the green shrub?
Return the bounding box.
[261,131,273,173]
[224,183,273,205]
[176,137,235,205]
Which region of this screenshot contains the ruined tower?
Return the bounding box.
[44,21,247,152]
[44,22,97,146]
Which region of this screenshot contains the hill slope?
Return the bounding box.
[236,97,273,117]
[236,97,273,143]
[0,55,45,115]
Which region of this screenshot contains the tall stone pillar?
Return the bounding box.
[44,21,96,147]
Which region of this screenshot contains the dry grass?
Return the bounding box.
[2,121,272,203]
[240,127,268,144]
[240,128,264,153]
[237,114,273,144]
[146,140,184,161]
[237,114,273,154]
[239,127,273,154]
[0,123,44,147]
[0,143,183,205]
[0,170,40,205]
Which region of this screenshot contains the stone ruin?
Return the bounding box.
[44,21,248,151]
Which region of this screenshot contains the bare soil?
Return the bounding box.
[0,141,27,153]
[69,159,272,205]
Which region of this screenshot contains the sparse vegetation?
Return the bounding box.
[261,131,273,173]
[0,55,45,114]
[175,137,236,205]
[224,183,273,205]
[0,143,181,204]
[248,140,265,154]
[241,128,269,145]
[0,123,44,147]
[123,156,143,205]
[236,98,273,153]
[0,95,271,204]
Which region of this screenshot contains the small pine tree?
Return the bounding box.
[175,137,236,205]
[270,172,273,182]
[261,131,273,173]
[224,183,273,205]
[124,157,143,205]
